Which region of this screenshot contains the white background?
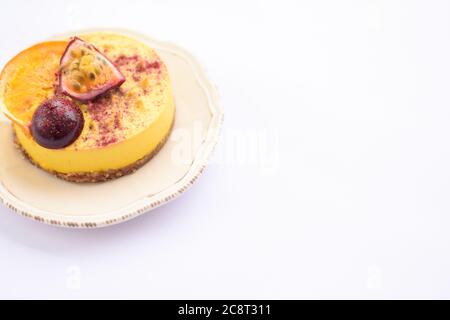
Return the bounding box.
[1,0,450,299]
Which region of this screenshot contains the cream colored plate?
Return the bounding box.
[0,29,223,228]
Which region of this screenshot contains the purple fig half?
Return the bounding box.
[59,37,125,102]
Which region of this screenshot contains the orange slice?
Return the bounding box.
[0,41,68,130]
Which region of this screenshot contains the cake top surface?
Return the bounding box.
[0,32,173,150]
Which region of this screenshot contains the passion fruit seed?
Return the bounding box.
[70,61,79,70]
[71,81,81,91]
[31,96,84,149]
[72,71,85,82]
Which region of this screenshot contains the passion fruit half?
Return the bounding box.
[59,37,125,102]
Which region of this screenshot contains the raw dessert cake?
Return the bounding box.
[0,32,175,182]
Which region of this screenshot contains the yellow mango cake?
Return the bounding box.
[0,32,175,182]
